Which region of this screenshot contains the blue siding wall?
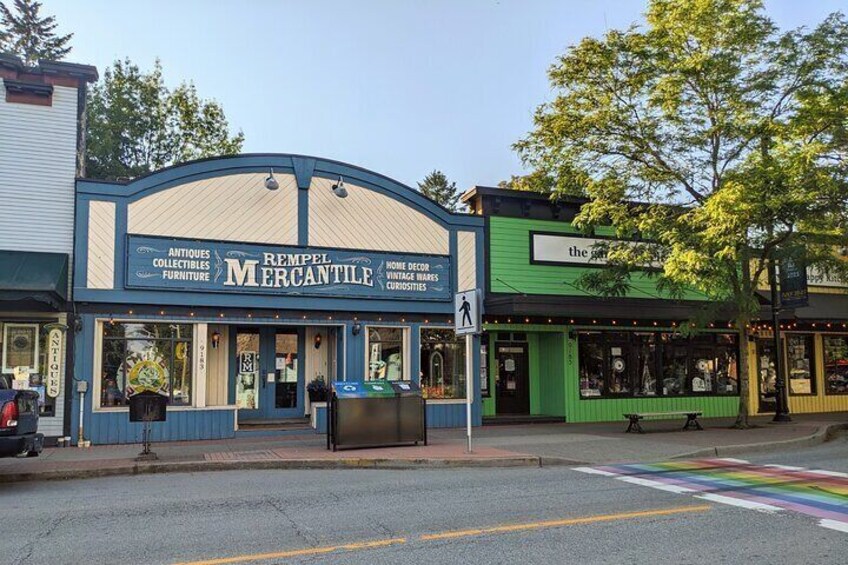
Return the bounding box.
[87,409,235,444]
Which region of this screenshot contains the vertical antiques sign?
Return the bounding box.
[45,326,64,398]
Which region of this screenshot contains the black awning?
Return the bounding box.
[485,293,736,321]
[0,250,68,311]
[779,292,848,321]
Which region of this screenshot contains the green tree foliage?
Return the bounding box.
[86,59,244,180]
[0,0,72,64]
[516,0,848,427]
[418,170,462,211]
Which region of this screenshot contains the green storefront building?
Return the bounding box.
[462,187,741,424]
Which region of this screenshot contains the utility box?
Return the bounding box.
[327,381,426,451]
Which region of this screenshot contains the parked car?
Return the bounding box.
[0,381,44,457]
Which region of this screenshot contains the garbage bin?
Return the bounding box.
[327,380,426,451]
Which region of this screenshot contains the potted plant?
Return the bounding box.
[307,376,328,402]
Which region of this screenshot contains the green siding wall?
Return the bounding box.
[563,334,739,423]
[539,333,566,417]
[489,217,705,300]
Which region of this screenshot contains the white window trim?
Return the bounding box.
[364,324,410,381]
[419,325,468,401]
[93,318,198,412]
[2,322,40,374]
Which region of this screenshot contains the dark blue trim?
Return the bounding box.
[114,202,127,289]
[76,154,483,228]
[292,157,316,190]
[298,184,309,245]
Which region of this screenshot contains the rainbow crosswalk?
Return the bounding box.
[575,458,848,533]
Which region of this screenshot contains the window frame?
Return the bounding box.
[577,330,740,400]
[784,332,817,396]
[2,322,40,374]
[822,333,848,396]
[94,319,197,411]
[364,325,409,381]
[419,325,467,402]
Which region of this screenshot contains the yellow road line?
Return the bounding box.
[421,504,711,541]
[174,504,710,564]
[173,538,407,565]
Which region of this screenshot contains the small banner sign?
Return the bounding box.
[779,256,809,309]
[126,235,452,302]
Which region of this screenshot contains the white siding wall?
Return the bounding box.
[0,85,78,256]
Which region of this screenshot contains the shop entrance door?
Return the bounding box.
[495,343,530,414]
[233,327,304,421]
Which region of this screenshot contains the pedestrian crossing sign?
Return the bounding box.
[454,289,481,335]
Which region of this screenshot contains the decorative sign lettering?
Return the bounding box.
[531,233,659,268]
[807,266,847,288]
[46,327,63,398]
[127,235,451,301]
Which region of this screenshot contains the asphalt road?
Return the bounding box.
[2,436,847,565]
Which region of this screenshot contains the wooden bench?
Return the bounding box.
[623,411,703,434]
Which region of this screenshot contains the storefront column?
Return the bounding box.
[194,323,208,408]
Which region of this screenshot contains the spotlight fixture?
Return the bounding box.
[265,168,279,191]
[211,331,221,349]
[314,333,322,349]
[351,322,362,336]
[331,176,348,198]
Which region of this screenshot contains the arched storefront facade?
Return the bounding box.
[72,155,484,444]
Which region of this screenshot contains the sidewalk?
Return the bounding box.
[1,413,845,483]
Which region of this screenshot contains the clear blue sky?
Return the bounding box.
[47,0,845,190]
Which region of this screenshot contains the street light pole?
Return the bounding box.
[768,256,791,422]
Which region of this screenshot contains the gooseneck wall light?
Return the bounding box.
[264,168,279,191]
[331,176,348,198]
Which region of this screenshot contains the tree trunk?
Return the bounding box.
[734,317,751,429]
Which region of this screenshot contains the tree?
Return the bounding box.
[515,0,848,427]
[85,59,244,180]
[418,170,462,211]
[0,0,72,65]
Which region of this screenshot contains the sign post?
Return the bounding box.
[455,289,481,453]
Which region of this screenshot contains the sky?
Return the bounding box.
[44,0,846,191]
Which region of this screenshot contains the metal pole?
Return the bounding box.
[769,257,791,422]
[465,334,473,453]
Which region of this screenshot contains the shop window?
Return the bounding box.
[823,335,848,395]
[578,333,605,397]
[785,334,815,395]
[633,333,658,396]
[420,328,466,400]
[756,339,777,412]
[0,321,59,417]
[99,322,194,407]
[578,331,738,399]
[367,327,405,381]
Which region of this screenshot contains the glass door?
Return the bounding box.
[234,328,262,420]
[274,330,299,412]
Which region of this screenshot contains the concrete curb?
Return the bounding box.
[0,456,542,483]
[670,422,848,460]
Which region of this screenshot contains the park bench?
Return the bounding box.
[623,410,703,434]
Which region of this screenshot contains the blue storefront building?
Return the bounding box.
[71,155,484,444]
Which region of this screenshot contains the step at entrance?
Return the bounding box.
[483,415,566,426]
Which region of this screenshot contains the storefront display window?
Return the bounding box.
[0,321,59,417]
[420,328,466,399]
[823,335,848,395]
[786,334,815,395]
[578,334,604,398]
[578,331,738,399]
[756,339,777,412]
[367,327,405,380]
[100,322,194,407]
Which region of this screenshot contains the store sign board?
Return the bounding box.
[126,235,451,301]
[807,266,847,288]
[45,327,63,398]
[531,233,659,268]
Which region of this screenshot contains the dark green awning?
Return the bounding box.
[0,250,68,310]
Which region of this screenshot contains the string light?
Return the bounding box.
[159,310,165,316]
[128,310,134,315]
[219,313,225,318]
[275,314,280,319]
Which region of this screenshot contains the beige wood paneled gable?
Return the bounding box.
[86,200,116,289]
[457,231,477,291]
[308,177,449,254]
[127,173,298,244]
